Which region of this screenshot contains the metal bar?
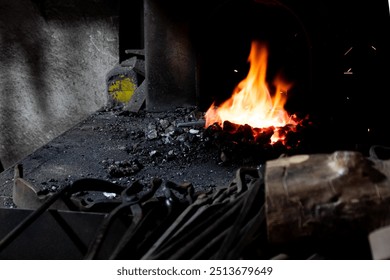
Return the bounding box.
[109,201,162,259]
[85,179,161,259]
[191,226,232,260]
[83,202,136,260]
[147,194,245,259]
[48,209,88,255]
[218,184,264,259]
[141,195,212,259]
[176,120,206,128]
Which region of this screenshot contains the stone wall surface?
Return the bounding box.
[0,0,119,169]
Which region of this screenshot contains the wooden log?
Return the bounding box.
[265,151,390,244]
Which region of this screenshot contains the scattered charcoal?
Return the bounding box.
[176,134,187,142]
[173,126,185,135]
[159,119,170,129]
[165,150,176,161]
[164,125,175,134]
[130,130,145,140]
[146,123,158,140]
[149,150,160,158]
[187,133,198,143]
[107,159,143,178]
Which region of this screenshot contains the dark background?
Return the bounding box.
[189,0,390,154]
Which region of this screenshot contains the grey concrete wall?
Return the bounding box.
[0,0,119,169]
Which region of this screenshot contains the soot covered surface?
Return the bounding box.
[0,104,381,208]
[0,106,238,207]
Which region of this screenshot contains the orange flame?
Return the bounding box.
[205,41,298,143]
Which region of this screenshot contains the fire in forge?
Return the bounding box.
[205,41,301,145]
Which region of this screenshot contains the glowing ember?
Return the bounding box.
[205,41,299,144]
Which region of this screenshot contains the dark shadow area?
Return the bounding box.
[119,0,144,62]
[192,0,390,155]
[193,0,311,112]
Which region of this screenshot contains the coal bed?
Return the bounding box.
[0,106,242,208]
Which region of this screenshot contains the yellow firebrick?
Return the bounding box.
[108,75,136,103]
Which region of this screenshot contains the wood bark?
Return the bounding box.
[265,151,390,244]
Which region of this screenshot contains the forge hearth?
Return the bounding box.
[0,105,303,207]
[0,107,240,208]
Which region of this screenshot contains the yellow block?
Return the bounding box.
[108,75,136,103]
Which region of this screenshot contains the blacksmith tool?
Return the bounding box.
[84,178,162,259]
[108,181,193,260]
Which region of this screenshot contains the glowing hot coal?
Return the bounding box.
[205,41,299,144]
